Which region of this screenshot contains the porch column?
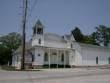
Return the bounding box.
[64,50,66,68]
[49,48,50,68]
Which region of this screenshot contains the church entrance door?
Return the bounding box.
[51,53,57,64]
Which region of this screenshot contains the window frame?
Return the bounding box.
[44,52,48,62]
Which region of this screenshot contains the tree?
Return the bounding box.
[0,32,22,65]
[71,27,84,42]
[71,27,99,45]
[92,25,110,47]
[83,35,99,45]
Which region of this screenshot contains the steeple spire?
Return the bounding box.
[35,19,43,28]
[33,19,44,35]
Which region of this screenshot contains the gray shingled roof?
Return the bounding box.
[14,42,32,54]
[64,34,71,40]
[44,33,67,43]
[78,42,110,50]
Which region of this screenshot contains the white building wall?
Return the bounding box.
[12,54,21,69]
[69,50,75,65]
[81,46,110,66]
[32,35,44,46]
[33,47,44,66]
[71,42,82,66]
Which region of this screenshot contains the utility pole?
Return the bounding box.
[21,0,28,70]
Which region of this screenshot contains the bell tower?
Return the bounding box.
[33,19,43,36]
[32,20,44,46]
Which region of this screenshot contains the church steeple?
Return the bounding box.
[33,19,44,35]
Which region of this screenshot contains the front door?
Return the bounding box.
[51,53,57,64]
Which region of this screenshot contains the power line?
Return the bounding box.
[29,0,37,15]
[29,0,38,17]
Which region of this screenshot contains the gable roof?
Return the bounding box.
[78,42,110,50]
[44,33,67,43]
[14,42,32,54]
[34,19,43,28]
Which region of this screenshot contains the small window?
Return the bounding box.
[38,39,41,44]
[61,54,64,62]
[38,54,41,56]
[44,52,48,61]
[71,43,73,48]
[32,54,35,62]
[96,56,98,64]
[108,57,110,64]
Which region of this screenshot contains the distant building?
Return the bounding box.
[12,20,110,69]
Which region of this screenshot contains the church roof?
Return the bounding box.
[78,42,110,50]
[34,19,43,28]
[14,42,32,54]
[44,33,67,43]
[64,34,71,40]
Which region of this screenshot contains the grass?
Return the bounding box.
[0,65,42,71]
[0,65,16,71]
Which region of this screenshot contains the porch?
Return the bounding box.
[43,47,70,68]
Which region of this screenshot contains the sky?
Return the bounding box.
[0,0,110,40]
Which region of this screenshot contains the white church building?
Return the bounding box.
[12,20,110,69]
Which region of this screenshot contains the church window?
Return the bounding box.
[108,57,110,64]
[32,54,35,62]
[44,52,48,61]
[96,56,98,64]
[61,53,64,62]
[38,39,41,44]
[71,43,73,48]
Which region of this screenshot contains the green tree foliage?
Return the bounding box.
[71,27,84,42]
[71,27,99,45]
[0,32,22,65]
[92,25,110,47]
[83,35,99,45]
[0,44,10,65]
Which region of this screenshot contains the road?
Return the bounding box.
[0,68,110,83]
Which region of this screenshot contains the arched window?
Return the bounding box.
[61,54,64,62]
[108,57,110,64]
[71,43,73,48]
[44,52,48,61]
[96,56,98,64]
[38,39,41,44]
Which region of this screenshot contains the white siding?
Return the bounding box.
[81,46,110,66]
[33,47,44,65]
[32,35,44,46]
[12,54,21,69]
[71,42,82,66]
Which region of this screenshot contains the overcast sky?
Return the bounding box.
[0,0,110,40]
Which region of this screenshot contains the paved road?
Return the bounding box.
[0,68,110,83]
